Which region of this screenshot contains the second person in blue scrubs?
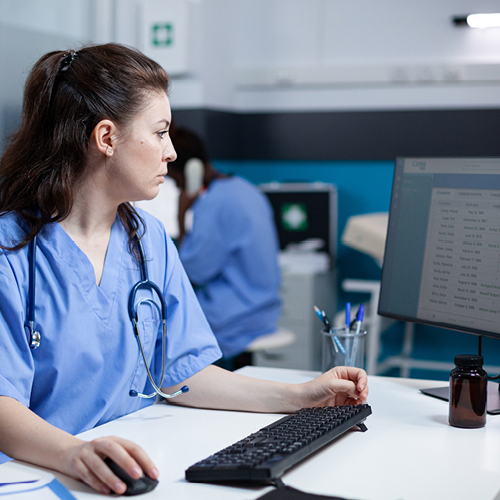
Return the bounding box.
[0,43,369,496]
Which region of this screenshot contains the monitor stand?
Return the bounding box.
[420,338,500,415]
[420,381,500,415]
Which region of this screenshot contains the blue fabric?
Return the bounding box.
[0,477,77,498]
[0,210,221,449]
[46,477,78,499]
[179,177,282,357]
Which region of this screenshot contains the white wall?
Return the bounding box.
[231,0,500,111]
[113,0,500,112]
[0,0,94,149]
[1,0,500,132]
[0,0,92,41]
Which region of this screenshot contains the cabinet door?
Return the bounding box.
[254,271,336,371]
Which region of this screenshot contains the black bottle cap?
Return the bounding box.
[454,354,484,367]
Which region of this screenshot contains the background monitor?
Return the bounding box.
[259,182,337,266]
[379,157,500,341]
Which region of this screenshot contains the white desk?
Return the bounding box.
[1,367,500,500]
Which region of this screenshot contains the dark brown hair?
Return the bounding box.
[168,124,210,172]
[0,43,170,252]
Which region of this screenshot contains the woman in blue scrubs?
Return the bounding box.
[0,44,368,496]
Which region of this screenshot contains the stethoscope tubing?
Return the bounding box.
[25,234,188,399]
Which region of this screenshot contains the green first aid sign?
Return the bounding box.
[151,23,174,47]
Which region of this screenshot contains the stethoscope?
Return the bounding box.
[25,236,189,400]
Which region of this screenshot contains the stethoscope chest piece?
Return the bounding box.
[27,321,41,349]
[30,328,41,349]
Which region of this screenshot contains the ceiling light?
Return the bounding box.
[453,13,500,28]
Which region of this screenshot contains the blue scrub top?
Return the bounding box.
[0,210,221,448]
[180,177,282,358]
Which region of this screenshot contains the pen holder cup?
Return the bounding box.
[321,327,367,372]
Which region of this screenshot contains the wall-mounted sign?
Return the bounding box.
[140,0,191,76]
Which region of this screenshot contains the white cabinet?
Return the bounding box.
[254,270,337,371]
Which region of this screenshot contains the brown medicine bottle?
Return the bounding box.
[449,354,487,428]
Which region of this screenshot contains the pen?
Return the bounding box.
[345,302,351,336]
[314,305,331,330]
[333,334,346,354]
[349,304,365,366]
[313,305,340,354]
[354,304,364,335]
[350,303,364,329]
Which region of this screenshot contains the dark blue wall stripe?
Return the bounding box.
[172,108,500,161]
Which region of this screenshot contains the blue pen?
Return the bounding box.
[350,304,365,366]
[349,304,363,330]
[354,304,364,335]
[333,334,346,354]
[345,302,351,336]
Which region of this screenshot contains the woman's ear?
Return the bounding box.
[92,119,118,157]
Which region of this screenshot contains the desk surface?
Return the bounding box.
[1,366,499,500]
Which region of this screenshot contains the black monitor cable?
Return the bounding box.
[478,336,500,381]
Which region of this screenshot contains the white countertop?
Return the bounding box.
[1,367,499,500]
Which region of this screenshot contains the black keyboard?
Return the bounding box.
[185,404,372,483]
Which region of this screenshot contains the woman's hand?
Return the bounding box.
[296,366,369,409]
[0,397,158,495]
[61,436,158,495]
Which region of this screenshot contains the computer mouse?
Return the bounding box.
[104,457,158,496]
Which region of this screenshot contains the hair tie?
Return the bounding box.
[59,50,79,73]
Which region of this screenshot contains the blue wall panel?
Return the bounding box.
[213,159,394,282]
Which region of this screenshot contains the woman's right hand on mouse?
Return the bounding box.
[61,436,159,495]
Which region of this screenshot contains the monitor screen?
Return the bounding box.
[379,157,500,341]
[259,182,337,263]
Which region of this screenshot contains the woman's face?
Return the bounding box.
[108,91,177,203]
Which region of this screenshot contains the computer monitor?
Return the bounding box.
[259,182,337,265]
[379,157,500,340]
[378,157,500,412]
